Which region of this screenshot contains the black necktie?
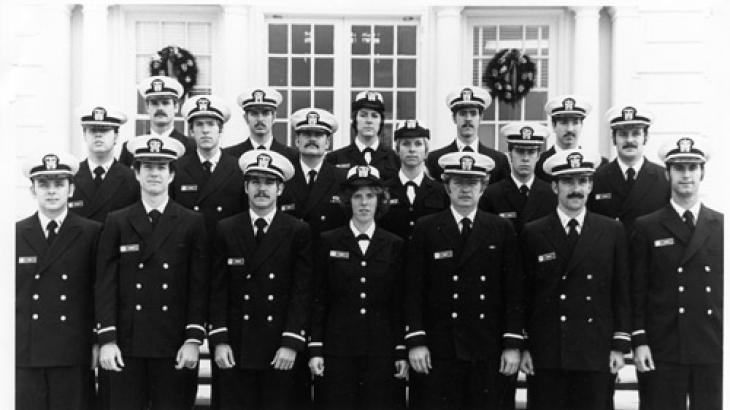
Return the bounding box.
[405,181,418,204]
[93,166,105,187]
[519,185,530,198]
[307,170,317,190]
[462,146,474,152]
[148,210,161,227]
[626,168,636,190]
[461,217,472,243]
[257,145,266,150]
[363,148,374,164]
[683,210,695,231]
[255,218,268,246]
[202,160,213,175]
[356,233,370,254]
[567,218,579,254]
[46,220,58,245]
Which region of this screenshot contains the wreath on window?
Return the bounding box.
[149,45,198,97]
[482,48,536,106]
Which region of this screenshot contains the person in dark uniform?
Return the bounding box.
[308,165,408,410]
[630,136,722,410]
[588,104,670,233]
[96,135,208,410]
[208,149,312,410]
[119,76,195,166]
[519,149,631,410]
[17,151,102,410]
[405,151,524,410]
[424,86,510,184]
[480,122,556,234]
[325,91,400,181]
[70,104,139,224]
[379,119,448,243]
[280,107,347,243]
[535,94,607,182]
[223,87,299,164]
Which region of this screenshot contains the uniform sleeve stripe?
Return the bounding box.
[613,334,631,341]
[283,332,306,342]
[503,333,525,340]
[308,342,323,347]
[186,324,206,333]
[184,338,202,345]
[395,345,406,350]
[405,331,426,339]
[631,329,646,336]
[208,327,228,336]
[97,326,116,335]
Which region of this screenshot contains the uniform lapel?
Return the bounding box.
[364,227,388,259]
[457,211,490,267]
[346,144,366,166]
[564,212,603,274]
[658,205,692,246]
[305,164,337,214]
[20,214,49,261]
[681,205,715,265]
[248,211,287,272]
[502,177,525,215]
[542,211,571,263]
[198,154,236,203]
[436,211,462,255]
[128,202,152,240]
[88,161,126,216]
[620,160,657,217]
[370,145,390,165]
[521,180,548,223]
[233,212,256,263]
[74,160,96,200]
[338,226,364,258]
[286,164,309,211]
[37,212,83,275]
[140,201,181,262]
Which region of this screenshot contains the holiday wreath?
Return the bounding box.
[482,48,536,106]
[149,46,198,96]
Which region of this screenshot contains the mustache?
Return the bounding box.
[153,110,168,117]
[622,143,638,149]
[254,192,270,198]
[567,192,584,199]
[563,132,575,138]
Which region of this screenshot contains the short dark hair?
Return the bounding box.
[611,125,649,142]
[507,143,541,153]
[350,109,385,137]
[133,160,176,174]
[340,184,390,221]
[551,116,584,127]
[243,172,284,186]
[188,117,224,132]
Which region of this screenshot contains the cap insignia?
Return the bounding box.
[567,153,583,168]
[253,90,265,103]
[43,154,59,170]
[460,155,475,171]
[93,107,106,122]
[148,138,163,153]
[256,153,272,168]
[356,166,370,178]
[196,98,210,111]
[151,79,164,93]
[677,138,694,153]
[520,126,534,140]
[307,111,319,125]
[461,88,473,102]
[622,106,636,121]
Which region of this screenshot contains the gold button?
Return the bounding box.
[679,307,685,314]
[452,275,459,281]
[243,314,249,320]
[60,315,66,321]
[451,312,458,319]
[268,295,274,301]
[561,275,567,280]
[320,215,326,221]
[60,295,67,301]
[560,315,567,322]
[32,294,39,300]
[163,263,169,269]
[677,267,683,273]
[586,296,592,301]
[135,304,142,311]
[479,313,485,319]
[162,305,168,311]
[136,283,142,289]
[480,275,486,282]
[706,286,711,293]
[244,294,250,300]
[34,274,40,280]
[453,293,459,300]
[678,286,684,292]
[360,292,366,299]
[480,294,485,300]
[586,274,592,280]
[32,313,38,320]
[409,221,415,226]
[246,274,251,279]
[361,261,367,267]
[193,206,199,211]
[162,283,168,290]
[707,309,713,315]
[138,263,144,269]
[705,266,711,272]
[217,206,223,212]
[269,273,275,279]
[61,274,68,280]
[267,315,273,322]
[587,317,593,323]
[560,294,566,300]
[360,277,366,283]
[360,308,367,315]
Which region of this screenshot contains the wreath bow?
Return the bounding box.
[482,48,536,106]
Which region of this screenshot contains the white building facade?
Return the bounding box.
[8,0,728,217]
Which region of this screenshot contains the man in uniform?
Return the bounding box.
[96,135,208,410]
[208,149,312,410]
[588,104,670,233]
[425,86,510,184]
[535,94,606,182]
[405,151,524,410]
[630,136,722,410]
[480,122,556,234]
[325,91,400,181]
[224,87,299,164]
[119,76,195,166]
[379,119,448,242]
[69,104,139,223]
[519,149,631,410]
[17,151,102,410]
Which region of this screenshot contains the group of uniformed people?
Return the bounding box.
[16,74,722,410]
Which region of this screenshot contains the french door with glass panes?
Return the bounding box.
[266,18,419,149]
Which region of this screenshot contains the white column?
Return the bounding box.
[221,4,250,147]
[433,6,463,149]
[571,6,601,154]
[608,6,640,104]
[44,3,75,153]
[81,3,110,104]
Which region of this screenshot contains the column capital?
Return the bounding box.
[570,6,601,19]
[607,6,639,21]
[44,3,75,16]
[435,6,463,19]
[222,4,250,16]
[81,3,110,13]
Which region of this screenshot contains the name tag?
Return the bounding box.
[281,203,296,212]
[388,198,400,205]
[335,163,351,169]
[18,256,37,264]
[488,245,496,250]
[120,244,140,253]
[538,252,556,263]
[68,200,84,208]
[654,238,675,248]
[499,212,517,219]
[434,250,454,260]
[595,193,612,200]
[330,195,341,204]
[180,184,198,192]
[227,257,245,266]
[329,250,349,260]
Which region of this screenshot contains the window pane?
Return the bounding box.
[483,26,497,54]
[291,90,311,112]
[396,92,416,119]
[276,89,289,118]
[135,120,149,135]
[397,26,417,55]
[374,58,393,87]
[498,99,522,121]
[478,124,496,148]
[314,25,334,54]
[314,91,334,112]
[292,57,311,87]
[292,25,311,54]
[273,122,288,145]
[314,58,334,87]
[188,23,211,54]
[268,57,288,86]
[380,91,393,120]
[351,25,370,55]
[351,58,370,87]
[482,99,495,121]
[173,121,185,135]
[161,22,185,46]
[397,59,416,87]
[136,22,159,54]
[473,27,480,56]
[525,91,548,121]
[196,56,211,85]
[137,94,147,115]
[500,25,522,40]
[526,26,538,40]
[382,123,394,147]
[540,59,549,87]
[269,24,288,54]
[497,131,509,152]
[374,25,394,55]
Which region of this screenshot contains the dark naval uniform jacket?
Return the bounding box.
[520,211,631,371]
[171,151,246,236]
[479,176,556,233]
[95,201,209,357]
[535,146,608,183]
[630,204,723,364]
[16,212,102,367]
[404,210,524,360]
[119,129,195,167]
[223,137,299,165]
[209,211,312,369]
[588,158,670,232]
[325,142,400,182]
[425,141,510,184]
[309,225,405,359]
[69,159,139,223]
[379,174,449,242]
[279,160,347,242]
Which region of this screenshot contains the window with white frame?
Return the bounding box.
[470,22,553,151]
[266,18,418,148]
[133,19,213,136]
